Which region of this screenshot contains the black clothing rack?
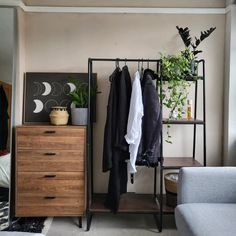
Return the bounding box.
[86,57,206,232]
[87,58,162,232]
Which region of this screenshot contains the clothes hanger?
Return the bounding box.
[141,59,144,78]
[115,59,119,68]
[137,61,140,73]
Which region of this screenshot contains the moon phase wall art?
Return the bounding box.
[23,72,97,123]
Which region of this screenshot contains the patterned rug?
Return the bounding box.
[7,217,46,233]
[0,201,9,230]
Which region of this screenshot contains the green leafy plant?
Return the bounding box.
[68,78,100,108]
[69,80,89,108]
[160,49,195,143]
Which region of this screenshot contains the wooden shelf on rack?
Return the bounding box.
[157,194,176,214]
[163,118,204,125]
[90,193,159,213]
[162,157,202,169]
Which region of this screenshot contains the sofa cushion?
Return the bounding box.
[175,203,236,236]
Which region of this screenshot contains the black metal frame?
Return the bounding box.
[86,58,206,232]
[87,58,162,232]
[158,59,206,232]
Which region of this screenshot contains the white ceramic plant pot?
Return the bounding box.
[71,108,88,125]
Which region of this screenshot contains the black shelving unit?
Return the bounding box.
[86,58,206,232]
[157,59,206,232]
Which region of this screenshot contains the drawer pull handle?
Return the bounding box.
[44,130,56,134]
[44,175,56,178]
[44,152,56,156]
[44,196,56,199]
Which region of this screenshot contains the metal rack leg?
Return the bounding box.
[153,213,162,232]
[78,217,82,228]
[159,168,163,232]
[86,212,93,231]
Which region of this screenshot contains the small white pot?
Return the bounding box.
[71,107,88,125]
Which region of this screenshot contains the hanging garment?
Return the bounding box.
[136,69,162,167]
[125,71,144,173]
[103,66,132,213]
[0,86,9,151]
[103,67,120,172]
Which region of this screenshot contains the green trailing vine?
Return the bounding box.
[159,26,216,143]
[160,49,196,143]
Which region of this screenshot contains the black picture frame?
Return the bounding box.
[23,72,97,124]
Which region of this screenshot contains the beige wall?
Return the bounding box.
[17,12,225,193]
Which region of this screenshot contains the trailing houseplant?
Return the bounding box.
[160,26,216,143]
[161,49,195,118]
[160,49,195,143]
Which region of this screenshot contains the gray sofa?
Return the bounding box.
[175,167,236,236]
[0,233,44,236]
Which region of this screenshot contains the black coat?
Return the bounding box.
[0,85,9,151]
[103,66,131,213]
[136,69,162,167]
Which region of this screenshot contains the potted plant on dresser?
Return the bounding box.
[69,81,89,125]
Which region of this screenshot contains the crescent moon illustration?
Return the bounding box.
[33,99,44,113]
[44,99,58,113]
[65,83,76,94]
[33,82,43,96]
[42,82,52,96]
[52,82,62,97]
[60,99,71,107]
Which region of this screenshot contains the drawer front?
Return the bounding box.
[17,150,84,172]
[16,195,85,216]
[16,126,86,150]
[17,172,85,197]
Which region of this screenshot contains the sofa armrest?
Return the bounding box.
[177,167,236,204]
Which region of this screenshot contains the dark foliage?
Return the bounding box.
[176,26,191,47]
[176,26,216,56]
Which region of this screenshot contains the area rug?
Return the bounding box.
[7,217,46,233]
[0,201,9,230]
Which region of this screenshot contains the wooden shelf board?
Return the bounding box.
[163,118,204,125]
[162,157,202,169]
[157,194,175,214]
[90,193,159,213]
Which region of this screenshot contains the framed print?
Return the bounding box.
[23,72,97,124]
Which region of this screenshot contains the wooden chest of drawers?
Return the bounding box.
[15,125,86,217]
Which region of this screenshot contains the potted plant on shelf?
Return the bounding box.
[160,49,195,143]
[176,26,216,75]
[159,26,216,143]
[160,49,194,120]
[69,80,89,125]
